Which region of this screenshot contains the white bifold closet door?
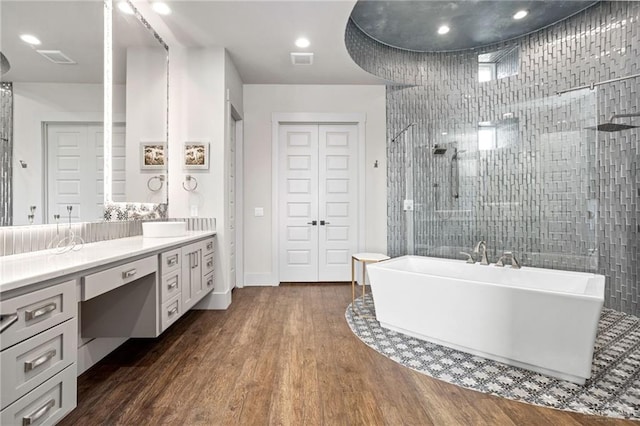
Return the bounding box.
[278,123,358,282]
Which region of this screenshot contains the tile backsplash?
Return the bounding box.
[0,217,215,257]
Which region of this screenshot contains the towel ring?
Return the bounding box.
[147,175,165,192]
[183,175,198,192]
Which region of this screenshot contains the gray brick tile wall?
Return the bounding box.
[346,1,639,316]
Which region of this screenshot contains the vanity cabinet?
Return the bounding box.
[0,232,217,425]
[0,279,77,425]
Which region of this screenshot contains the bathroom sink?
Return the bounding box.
[142,222,187,238]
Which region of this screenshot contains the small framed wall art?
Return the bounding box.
[183,142,209,170]
[140,142,166,170]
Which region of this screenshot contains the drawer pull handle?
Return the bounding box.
[122,269,137,279]
[22,398,55,425]
[207,278,213,287]
[207,260,213,268]
[167,255,178,266]
[206,242,213,250]
[168,280,178,290]
[168,307,178,316]
[24,349,57,372]
[0,313,19,333]
[25,303,56,321]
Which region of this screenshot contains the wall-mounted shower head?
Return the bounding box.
[391,122,417,143]
[433,144,447,155]
[586,112,640,132]
[0,52,10,76]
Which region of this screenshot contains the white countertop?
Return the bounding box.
[0,231,215,293]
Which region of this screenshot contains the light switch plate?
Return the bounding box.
[254,207,264,217]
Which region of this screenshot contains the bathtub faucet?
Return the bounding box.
[473,241,490,265]
[496,251,521,269]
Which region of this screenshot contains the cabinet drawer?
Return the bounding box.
[0,280,76,351]
[1,319,76,409]
[203,238,214,255]
[1,364,76,426]
[204,271,215,292]
[203,253,214,275]
[160,271,181,304]
[160,295,182,332]
[160,249,181,275]
[81,255,157,301]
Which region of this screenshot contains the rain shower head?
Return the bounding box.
[433,145,447,155]
[586,113,640,132]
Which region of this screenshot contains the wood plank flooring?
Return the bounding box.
[60,285,635,425]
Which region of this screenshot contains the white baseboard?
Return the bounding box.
[193,289,232,310]
[77,337,128,375]
[244,273,278,286]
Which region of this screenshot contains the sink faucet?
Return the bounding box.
[473,241,489,265]
[496,251,521,269]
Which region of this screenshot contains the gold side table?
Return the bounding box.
[351,253,390,316]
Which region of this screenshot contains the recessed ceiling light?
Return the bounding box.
[117,1,135,15]
[20,34,41,45]
[437,25,450,35]
[513,10,528,20]
[295,37,310,48]
[152,2,171,15]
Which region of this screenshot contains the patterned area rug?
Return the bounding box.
[346,294,640,420]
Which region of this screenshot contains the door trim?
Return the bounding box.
[271,113,366,285]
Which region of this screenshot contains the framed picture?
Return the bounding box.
[140,142,166,170]
[183,142,209,170]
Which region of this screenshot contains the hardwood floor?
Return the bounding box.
[61,285,634,425]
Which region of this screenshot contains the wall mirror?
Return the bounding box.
[107,0,168,208]
[1,0,104,226]
[0,0,168,227]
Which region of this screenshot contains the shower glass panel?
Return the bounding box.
[412,87,598,272]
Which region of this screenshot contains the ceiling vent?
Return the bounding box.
[290,52,314,65]
[36,50,76,64]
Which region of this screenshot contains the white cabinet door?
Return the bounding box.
[278,124,358,282]
[181,243,203,310]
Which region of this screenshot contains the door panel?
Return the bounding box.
[229,118,237,289]
[48,123,125,223]
[318,125,358,281]
[278,125,319,281]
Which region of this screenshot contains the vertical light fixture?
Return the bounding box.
[103,0,113,204]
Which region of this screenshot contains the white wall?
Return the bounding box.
[243,84,387,284]
[167,47,243,308]
[125,47,168,204]
[12,83,125,225]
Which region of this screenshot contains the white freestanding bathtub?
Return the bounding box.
[366,255,605,384]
